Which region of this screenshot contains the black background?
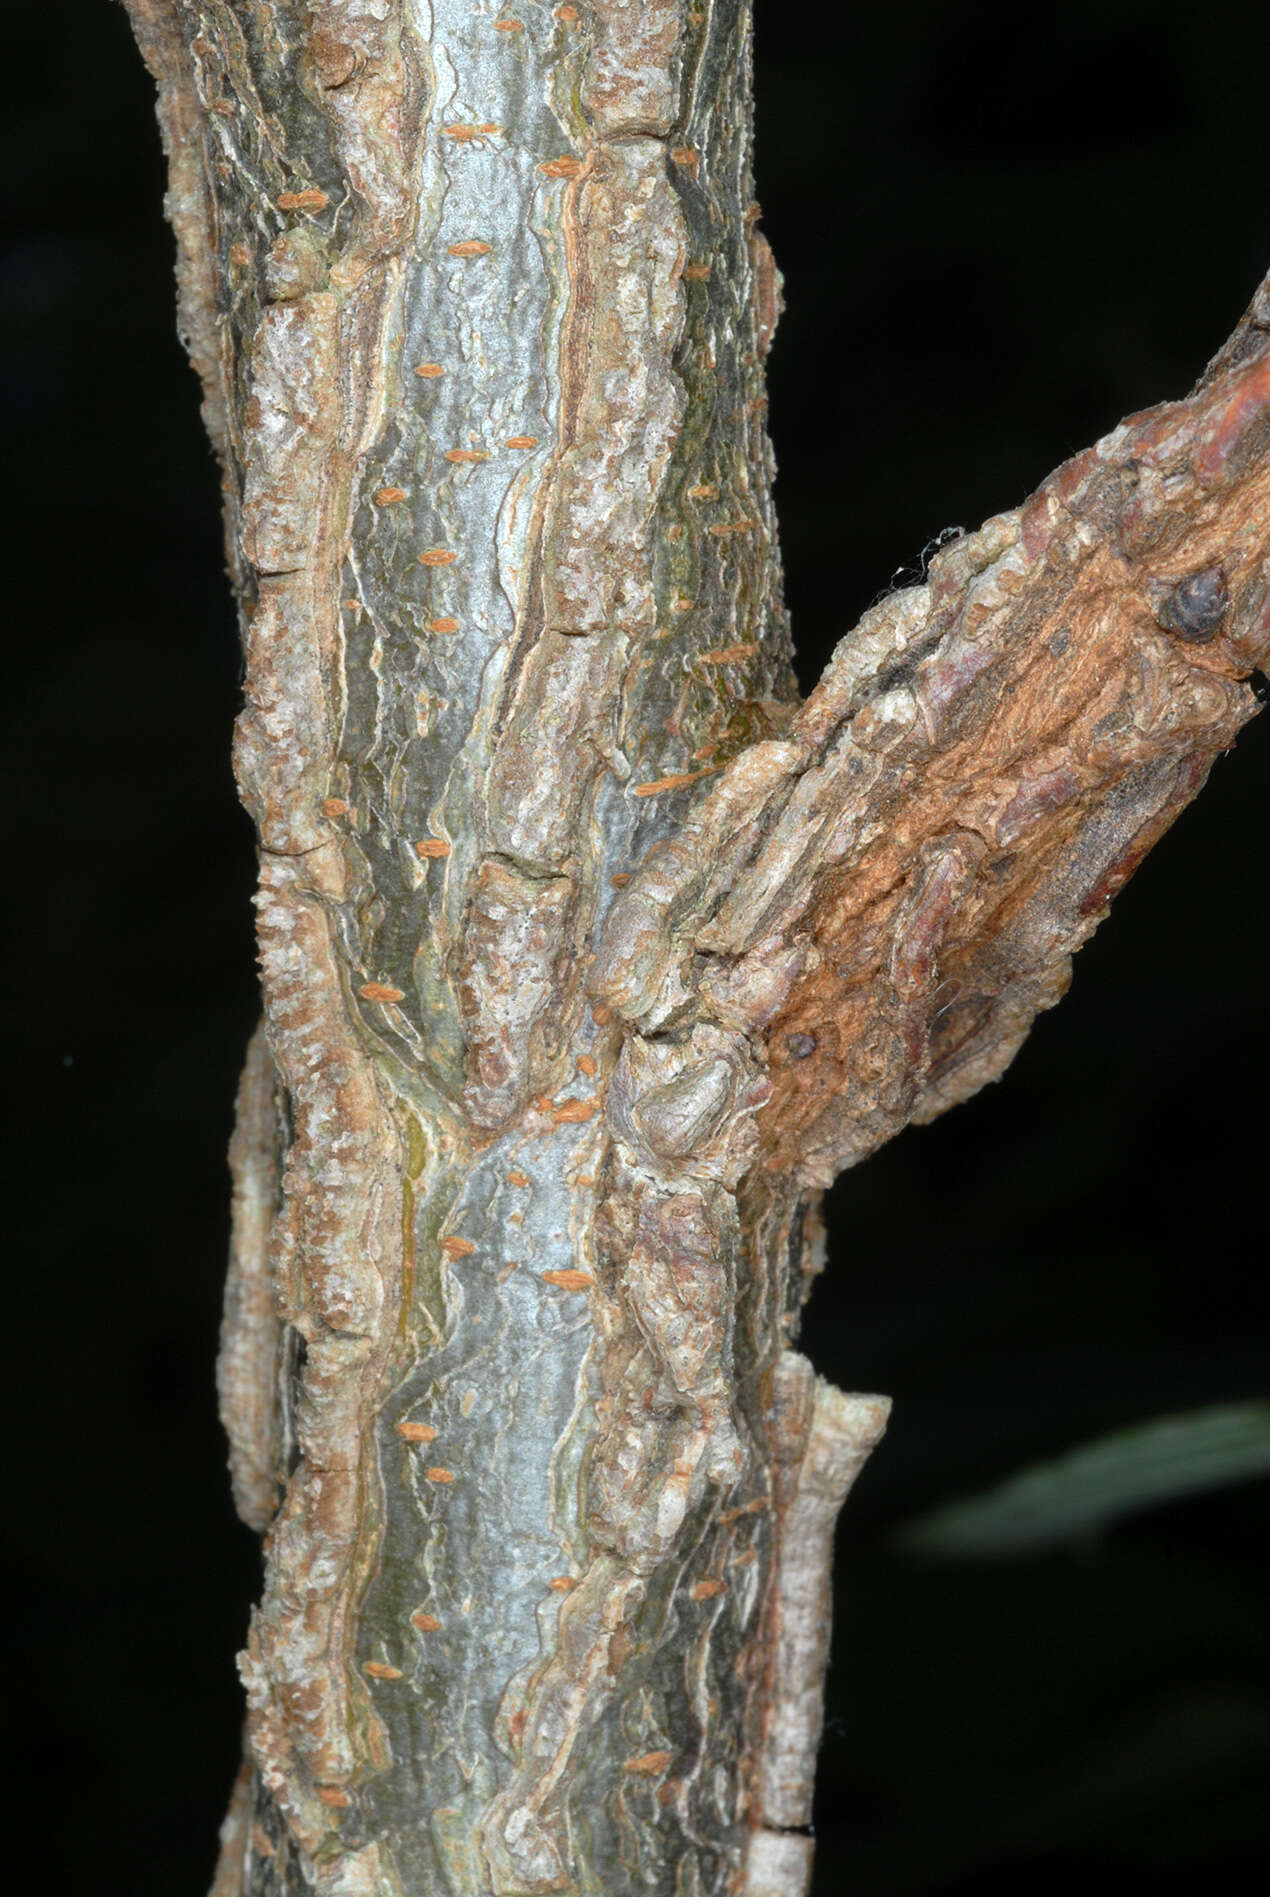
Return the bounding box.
[3,2,1267,1891]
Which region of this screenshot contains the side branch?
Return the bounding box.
[596,288,1270,1183]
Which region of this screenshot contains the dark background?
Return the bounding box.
[3,2,1267,1890]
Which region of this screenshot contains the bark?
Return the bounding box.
[121,4,1270,1895]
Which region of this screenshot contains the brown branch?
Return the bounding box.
[596,290,1270,1184]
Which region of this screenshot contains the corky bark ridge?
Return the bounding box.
[595,294,1270,1184]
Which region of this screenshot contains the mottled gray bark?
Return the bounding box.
[124,5,1270,1896]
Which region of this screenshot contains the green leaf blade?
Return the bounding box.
[896,1402,1270,1557]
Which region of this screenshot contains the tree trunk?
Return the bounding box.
[123,5,1270,1895]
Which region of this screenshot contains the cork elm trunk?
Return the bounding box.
[124,5,1270,1895]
